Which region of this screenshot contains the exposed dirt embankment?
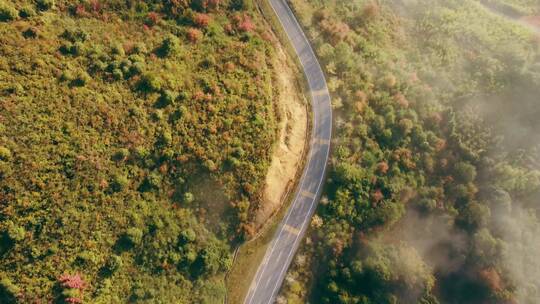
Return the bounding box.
[254,45,308,228]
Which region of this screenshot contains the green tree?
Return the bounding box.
[454,162,477,183]
[456,201,490,231]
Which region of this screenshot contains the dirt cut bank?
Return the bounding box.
[254,44,309,229]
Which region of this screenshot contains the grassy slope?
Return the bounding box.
[0,0,279,303]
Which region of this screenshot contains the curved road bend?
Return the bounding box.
[244,0,332,303]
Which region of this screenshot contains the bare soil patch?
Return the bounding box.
[254,45,308,229]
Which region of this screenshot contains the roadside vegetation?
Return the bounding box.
[280,0,540,303]
[0,0,281,302]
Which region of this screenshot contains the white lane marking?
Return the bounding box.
[244,0,333,303]
[263,249,284,290]
[245,238,275,301]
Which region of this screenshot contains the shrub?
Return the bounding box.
[194,13,211,28]
[71,41,86,56]
[58,274,85,289]
[71,71,90,87]
[3,221,25,242]
[382,73,397,88]
[187,28,202,43]
[132,43,148,54]
[159,129,173,146]
[180,228,196,243]
[376,162,389,174]
[145,11,160,26]
[106,60,119,73]
[204,159,217,171]
[112,69,123,80]
[0,146,11,161]
[134,146,149,159]
[417,198,437,214]
[61,288,82,304]
[111,43,125,56]
[0,276,19,301]
[19,5,36,18]
[200,55,216,68]
[7,224,25,242]
[182,192,195,204]
[152,109,164,121]
[36,0,55,11]
[457,202,490,231]
[237,15,255,32]
[128,54,145,64]
[23,27,39,39]
[398,118,414,136]
[60,42,86,56]
[60,43,73,55]
[61,29,88,43]
[112,148,129,161]
[120,60,131,75]
[144,172,162,189]
[124,228,143,246]
[230,0,250,10]
[161,148,174,160]
[138,73,162,92]
[454,162,477,183]
[58,274,85,304]
[76,250,99,266]
[111,174,129,192]
[129,62,145,76]
[371,189,384,203]
[362,2,380,20]
[0,2,18,22]
[199,243,231,275]
[105,255,123,273]
[155,90,176,108]
[60,70,74,82]
[158,34,180,57]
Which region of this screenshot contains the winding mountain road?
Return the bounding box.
[243,0,332,303]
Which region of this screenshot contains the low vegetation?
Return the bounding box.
[0,0,280,302]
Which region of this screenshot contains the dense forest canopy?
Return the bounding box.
[280,0,540,303]
[0,0,280,302]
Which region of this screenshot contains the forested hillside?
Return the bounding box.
[280,0,540,303]
[0,0,280,302]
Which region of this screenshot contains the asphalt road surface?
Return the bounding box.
[243,0,332,303]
